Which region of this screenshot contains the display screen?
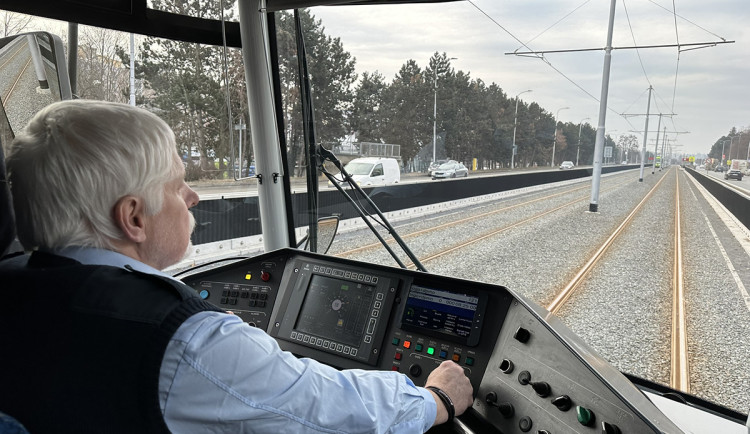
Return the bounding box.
[295,275,375,347]
[402,285,479,341]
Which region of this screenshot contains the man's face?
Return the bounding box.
[143,163,199,270]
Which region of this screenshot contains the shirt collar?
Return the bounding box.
[51,246,179,282]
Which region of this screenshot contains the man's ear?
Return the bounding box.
[113,195,147,243]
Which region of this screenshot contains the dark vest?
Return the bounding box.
[0,252,223,433]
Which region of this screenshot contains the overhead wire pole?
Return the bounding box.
[589,0,616,213]
[652,113,662,174]
[638,85,653,182]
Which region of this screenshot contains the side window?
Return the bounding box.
[372,164,384,177]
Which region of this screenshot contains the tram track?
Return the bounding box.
[0,38,31,104]
[333,171,635,264]
[544,167,690,393]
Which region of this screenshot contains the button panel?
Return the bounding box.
[388,331,479,386]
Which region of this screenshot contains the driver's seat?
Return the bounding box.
[0,141,18,258]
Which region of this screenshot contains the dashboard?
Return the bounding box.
[181,248,683,434]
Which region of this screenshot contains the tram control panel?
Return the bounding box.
[181,248,683,434]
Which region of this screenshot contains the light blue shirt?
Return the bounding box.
[54,247,437,433]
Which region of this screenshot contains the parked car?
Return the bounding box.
[725,169,743,181]
[559,161,575,170]
[427,159,450,176]
[432,161,469,179]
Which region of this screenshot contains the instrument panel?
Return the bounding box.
[181,248,683,434]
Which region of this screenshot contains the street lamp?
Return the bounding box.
[551,106,569,167]
[576,117,590,166]
[721,139,729,167]
[511,89,532,170]
[433,57,457,164]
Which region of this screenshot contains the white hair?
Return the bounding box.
[7,100,181,250]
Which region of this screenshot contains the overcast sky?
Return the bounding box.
[309,0,750,156]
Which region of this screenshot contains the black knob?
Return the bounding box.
[518,416,533,432]
[551,395,572,411]
[497,402,514,419]
[514,327,531,343]
[499,358,514,374]
[485,392,497,405]
[409,364,422,377]
[602,421,622,434]
[531,381,551,397]
[518,370,531,385]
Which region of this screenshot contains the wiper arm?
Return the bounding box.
[318,145,427,272]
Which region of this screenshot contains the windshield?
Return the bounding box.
[3,0,750,418]
[344,162,374,176]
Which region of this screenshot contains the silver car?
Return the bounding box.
[432,161,469,179]
[559,161,575,170]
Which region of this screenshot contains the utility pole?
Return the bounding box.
[589,0,616,213]
[638,86,653,182]
[651,113,662,174]
[512,90,532,170]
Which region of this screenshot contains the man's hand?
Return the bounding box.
[424,360,473,425]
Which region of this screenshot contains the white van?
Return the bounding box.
[330,157,400,187]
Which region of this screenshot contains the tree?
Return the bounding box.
[381,59,430,162]
[1,11,31,37]
[76,27,129,102]
[275,10,357,176]
[350,71,387,142]
[124,0,236,179]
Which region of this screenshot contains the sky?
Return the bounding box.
[309,0,750,157]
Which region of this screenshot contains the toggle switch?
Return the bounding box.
[551,395,572,411]
[602,421,622,434]
[530,381,550,397]
[576,406,595,426]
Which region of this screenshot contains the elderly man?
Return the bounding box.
[0,100,472,433]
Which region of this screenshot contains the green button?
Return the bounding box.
[576,406,594,426]
[465,356,474,366]
[427,347,435,355]
[392,338,400,345]
[415,344,423,352]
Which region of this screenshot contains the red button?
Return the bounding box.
[394,353,402,360]
[403,340,411,349]
[261,271,271,282]
[391,365,399,371]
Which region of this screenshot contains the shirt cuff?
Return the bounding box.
[418,386,438,431]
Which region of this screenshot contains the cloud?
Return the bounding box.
[310,0,750,154]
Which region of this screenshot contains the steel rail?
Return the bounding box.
[671,170,689,392]
[546,168,671,314]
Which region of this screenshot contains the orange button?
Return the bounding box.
[452,353,461,362]
[403,340,411,349]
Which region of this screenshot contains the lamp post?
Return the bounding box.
[511,89,532,170]
[433,57,457,164]
[721,139,729,168]
[576,117,590,166]
[551,106,569,167]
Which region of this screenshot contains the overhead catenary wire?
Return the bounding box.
[467,0,639,133]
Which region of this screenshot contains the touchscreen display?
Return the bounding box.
[402,285,479,340]
[295,275,375,347]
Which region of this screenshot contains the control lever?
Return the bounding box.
[484,392,514,419]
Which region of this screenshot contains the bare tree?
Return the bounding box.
[1,11,32,38]
[75,26,129,102]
